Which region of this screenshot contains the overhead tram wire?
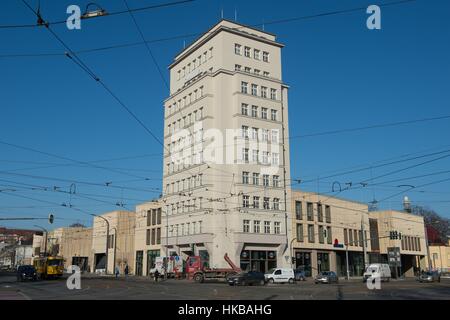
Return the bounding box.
[20,0,168,155]
[1,0,417,56]
[0,0,196,29]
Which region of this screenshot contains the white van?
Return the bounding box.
[363,264,391,282]
[265,268,295,284]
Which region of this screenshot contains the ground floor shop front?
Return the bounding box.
[294,249,365,278]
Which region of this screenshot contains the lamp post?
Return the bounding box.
[34,225,48,257]
[289,237,297,269]
[111,227,117,275]
[91,214,110,275]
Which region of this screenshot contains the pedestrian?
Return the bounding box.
[124,264,129,276]
[154,269,160,282]
[115,266,120,278]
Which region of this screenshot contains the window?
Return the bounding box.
[244,46,251,57]
[296,224,303,242]
[344,229,348,245]
[325,205,331,223]
[235,44,242,55]
[263,51,270,62]
[241,125,249,139]
[245,67,251,73]
[243,195,250,208]
[270,88,277,100]
[349,229,353,245]
[307,202,314,221]
[253,196,260,209]
[271,109,277,121]
[273,198,280,210]
[264,221,271,234]
[252,150,259,163]
[263,71,270,77]
[242,172,249,184]
[273,175,280,188]
[317,203,323,222]
[261,108,268,119]
[253,173,260,185]
[254,49,260,60]
[272,153,279,165]
[152,210,157,226]
[151,229,156,245]
[241,103,248,116]
[251,127,258,140]
[261,86,268,98]
[359,230,363,247]
[157,208,161,224]
[254,69,261,75]
[147,210,152,226]
[327,227,332,244]
[263,175,270,187]
[295,201,302,220]
[254,221,261,233]
[262,129,269,142]
[354,230,358,246]
[251,106,258,118]
[319,225,324,244]
[156,228,161,245]
[235,64,242,71]
[262,151,269,164]
[243,220,250,233]
[271,130,279,143]
[251,84,258,96]
[146,229,151,245]
[263,197,270,210]
[241,82,248,94]
[274,222,281,234]
[308,225,315,243]
[242,148,249,162]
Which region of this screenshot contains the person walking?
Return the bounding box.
[124,264,129,277]
[154,269,160,282]
[115,266,120,278]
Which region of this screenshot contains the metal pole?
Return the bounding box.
[290,238,297,269]
[345,244,350,280]
[112,227,117,275]
[34,225,48,257]
[424,225,432,271]
[361,216,368,269]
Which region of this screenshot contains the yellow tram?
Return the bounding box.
[33,256,64,279]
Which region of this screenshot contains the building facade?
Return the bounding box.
[291,190,371,278]
[162,19,292,271]
[428,239,450,272]
[134,201,162,276]
[368,210,427,277]
[91,211,135,274]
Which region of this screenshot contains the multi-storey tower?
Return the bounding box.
[162,20,292,270]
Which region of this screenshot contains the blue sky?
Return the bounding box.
[1,0,449,230]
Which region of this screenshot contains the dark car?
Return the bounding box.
[294,269,306,281]
[227,271,266,286]
[314,271,339,284]
[417,271,441,283]
[16,265,37,282]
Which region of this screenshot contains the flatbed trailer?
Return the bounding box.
[188,253,241,283]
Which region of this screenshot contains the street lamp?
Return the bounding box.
[81,3,108,19]
[34,225,48,257]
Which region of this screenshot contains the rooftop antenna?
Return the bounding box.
[234,7,237,21]
[221,7,224,19]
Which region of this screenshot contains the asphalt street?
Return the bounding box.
[1,272,449,300]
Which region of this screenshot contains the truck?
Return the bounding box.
[149,256,184,278]
[187,253,241,283]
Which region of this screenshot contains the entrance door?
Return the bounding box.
[135,251,143,276]
[295,252,312,277]
[317,253,330,273]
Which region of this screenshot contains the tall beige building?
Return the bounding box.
[162,20,292,270]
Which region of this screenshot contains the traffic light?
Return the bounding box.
[291,257,296,265]
[48,213,54,224]
[398,233,402,240]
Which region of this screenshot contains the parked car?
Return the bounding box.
[315,271,339,284]
[294,269,306,281]
[16,265,37,282]
[363,264,391,282]
[227,271,266,286]
[265,268,295,284]
[417,271,441,283]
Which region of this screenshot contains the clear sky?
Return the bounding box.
[1,0,449,230]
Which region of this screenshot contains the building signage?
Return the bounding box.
[387,247,402,267]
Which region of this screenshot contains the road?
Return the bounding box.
[1,273,449,300]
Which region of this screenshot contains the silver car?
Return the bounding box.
[315,271,339,284]
[418,271,441,283]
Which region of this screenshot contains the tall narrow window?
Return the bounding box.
[274,222,281,234]
[327,227,332,244]
[264,221,271,234]
[253,196,260,209]
[254,221,260,233]
[296,224,303,242]
[319,225,324,244]
[235,44,242,55]
[251,84,258,96]
[243,195,250,208]
[317,203,323,222]
[241,82,248,94]
[307,203,314,221]
[242,171,249,184]
[308,225,315,243]
[325,205,331,223]
[241,103,248,116]
[295,201,302,220]
[243,220,250,233]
